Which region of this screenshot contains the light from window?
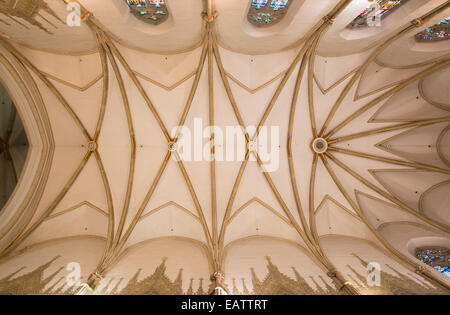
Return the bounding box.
[415,17,450,42]
[347,0,409,29]
[125,0,169,25]
[415,247,450,277]
[248,0,291,27]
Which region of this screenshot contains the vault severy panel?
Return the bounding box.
[376,122,450,169]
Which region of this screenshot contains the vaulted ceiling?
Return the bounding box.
[0,0,448,295]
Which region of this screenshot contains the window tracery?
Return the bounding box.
[415,17,450,42]
[347,0,409,29]
[247,0,291,27]
[415,247,450,277]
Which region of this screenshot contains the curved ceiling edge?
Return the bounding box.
[0,45,54,253]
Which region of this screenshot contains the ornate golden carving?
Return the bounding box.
[349,254,447,295]
[0,0,449,295]
[411,18,424,27]
[86,270,104,290]
[322,15,335,25]
[0,255,447,295]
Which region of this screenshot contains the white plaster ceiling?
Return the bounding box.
[0,0,449,293]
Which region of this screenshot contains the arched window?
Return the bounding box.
[125,0,169,25]
[247,0,291,27]
[415,17,450,42]
[415,247,450,277]
[347,0,409,29]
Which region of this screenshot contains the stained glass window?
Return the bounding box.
[125,0,169,25]
[415,247,450,277]
[248,0,291,27]
[415,17,450,42]
[347,0,409,29]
